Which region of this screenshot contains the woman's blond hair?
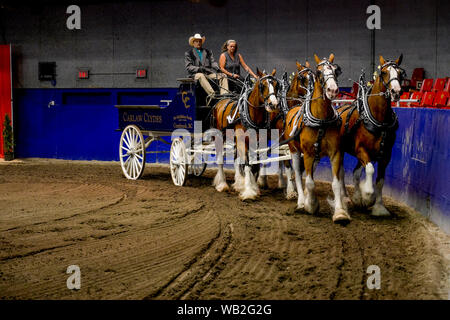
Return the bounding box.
[221,39,238,53]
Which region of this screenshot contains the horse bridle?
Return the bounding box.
[296,67,315,90]
[258,75,279,106]
[379,61,406,99]
[316,60,342,89]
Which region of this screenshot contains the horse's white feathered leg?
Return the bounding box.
[240,165,259,201]
[257,164,269,189]
[213,163,229,192]
[331,175,351,222]
[361,162,376,207]
[291,153,305,209]
[304,174,318,214]
[285,165,297,200]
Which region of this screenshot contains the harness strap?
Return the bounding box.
[313,128,326,161]
[377,131,387,161]
[344,104,358,136]
[221,99,237,129]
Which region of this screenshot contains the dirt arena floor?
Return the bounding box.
[0,158,449,300]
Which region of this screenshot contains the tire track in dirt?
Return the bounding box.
[146,218,234,300]
[1,182,127,232]
[0,197,219,299]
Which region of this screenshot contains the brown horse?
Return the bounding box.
[282,53,350,223]
[257,61,311,197]
[211,69,280,200]
[337,55,403,216]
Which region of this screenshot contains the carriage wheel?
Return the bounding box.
[119,125,146,180]
[170,138,187,186]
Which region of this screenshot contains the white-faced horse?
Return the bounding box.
[212,69,280,200]
[282,53,350,223]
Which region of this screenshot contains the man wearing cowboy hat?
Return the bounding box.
[185,33,229,103]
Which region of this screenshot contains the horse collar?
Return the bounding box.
[302,73,341,129]
[358,78,398,135]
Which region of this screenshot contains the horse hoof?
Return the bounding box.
[215,182,229,192]
[240,189,258,201]
[333,209,351,224]
[305,201,319,214]
[286,191,298,200]
[361,192,376,208]
[295,203,305,212]
[371,204,390,217]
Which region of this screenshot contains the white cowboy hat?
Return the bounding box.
[189,33,206,46]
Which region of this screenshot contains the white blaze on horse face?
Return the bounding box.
[323,64,339,100]
[388,66,401,93]
[267,81,278,108]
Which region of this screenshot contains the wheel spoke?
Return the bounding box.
[132,130,138,147]
[130,157,134,178]
[121,145,131,153]
[133,157,139,178]
[123,137,130,150]
[135,153,143,161]
[125,131,132,149]
[136,157,143,170]
[180,164,185,176]
[129,130,135,149]
[126,156,132,175]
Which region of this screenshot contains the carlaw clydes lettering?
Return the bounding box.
[144,113,162,123]
[123,112,162,123]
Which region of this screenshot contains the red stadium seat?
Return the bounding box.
[420,92,436,107]
[408,92,423,107]
[433,91,449,108]
[432,78,447,92]
[409,68,424,90]
[399,92,410,107]
[420,79,434,92]
[444,78,450,93]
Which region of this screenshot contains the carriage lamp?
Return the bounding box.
[136,68,147,79]
[78,69,89,79]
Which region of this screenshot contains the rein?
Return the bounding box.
[379,61,406,90]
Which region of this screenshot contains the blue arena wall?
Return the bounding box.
[314,108,450,234]
[13,88,450,234]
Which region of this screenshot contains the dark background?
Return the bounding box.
[1,0,449,88]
